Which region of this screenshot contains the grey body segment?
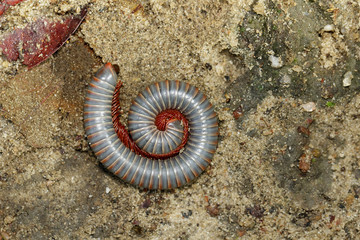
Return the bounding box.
[84,63,219,189]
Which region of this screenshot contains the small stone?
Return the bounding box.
[224,93,231,103]
[141,198,151,208]
[329,132,336,139]
[253,0,266,15]
[205,63,212,70]
[301,102,316,112]
[233,105,244,119]
[60,3,72,12]
[2,60,10,68]
[105,187,111,194]
[262,129,273,136]
[181,210,193,218]
[311,149,321,158]
[214,63,224,75]
[46,180,55,186]
[131,225,143,236]
[246,205,265,218]
[4,215,15,225]
[343,71,353,87]
[330,215,336,223]
[269,55,283,68]
[1,232,10,240]
[280,74,291,86]
[345,194,354,206]
[297,126,310,136]
[299,153,310,173]
[323,24,335,32]
[238,230,246,237]
[292,65,302,73]
[206,204,220,217]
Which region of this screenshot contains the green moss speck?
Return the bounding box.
[326,101,335,107]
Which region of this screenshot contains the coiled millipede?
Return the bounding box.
[84,63,218,189]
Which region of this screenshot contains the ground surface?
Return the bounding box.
[0,0,359,239]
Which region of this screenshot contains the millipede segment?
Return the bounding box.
[84,63,219,189]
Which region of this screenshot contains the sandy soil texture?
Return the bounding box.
[0,0,359,239]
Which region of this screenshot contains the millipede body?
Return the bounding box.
[84,63,218,189]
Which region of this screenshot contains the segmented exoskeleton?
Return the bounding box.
[84,63,218,189]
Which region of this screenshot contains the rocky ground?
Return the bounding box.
[0,0,359,239]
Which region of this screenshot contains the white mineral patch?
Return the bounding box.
[269,55,283,68]
[323,24,335,32]
[105,187,111,194]
[301,102,316,112]
[343,71,353,87]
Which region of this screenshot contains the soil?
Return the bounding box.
[0,0,359,239]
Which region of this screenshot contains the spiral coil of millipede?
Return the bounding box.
[84,63,218,189]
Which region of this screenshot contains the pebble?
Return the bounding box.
[280,74,291,86]
[311,149,321,158]
[268,55,283,68]
[2,60,10,68]
[292,65,302,73]
[233,105,244,119]
[329,132,336,139]
[106,187,111,194]
[343,71,353,87]
[262,129,273,136]
[323,24,335,32]
[299,153,310,173]
[4,215,15,225]
[206,204,220,217]
[0,232,10,240]
[301,102,316,112]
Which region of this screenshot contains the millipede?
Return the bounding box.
[84,63,219,189]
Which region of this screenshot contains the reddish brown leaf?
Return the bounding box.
[6,0,25,6]
[0,3,7,16]
[0,0,26,16]
[299,153,310,173]
[0,7,87,68]
[297,126,310,136]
